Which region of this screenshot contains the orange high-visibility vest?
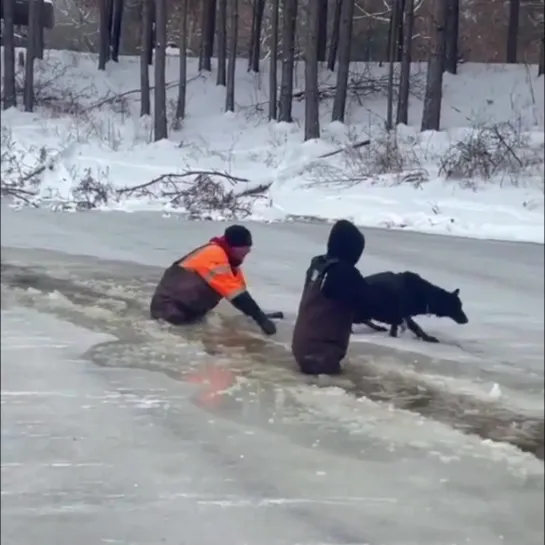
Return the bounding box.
[179,243,247,300]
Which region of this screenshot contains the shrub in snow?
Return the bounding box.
[0,127,53,206]
[308,131,426,188]
[439,122,544,187]
[13,53,97,116]
[68,169,115,210]
[359,133,422,176]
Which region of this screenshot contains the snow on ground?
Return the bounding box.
[1,49,544,242]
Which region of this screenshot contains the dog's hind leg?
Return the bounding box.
[362,320,388,332]
[389,323,401,337]
[405,317,439,343]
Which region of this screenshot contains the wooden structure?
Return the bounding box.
[1,0,55,29]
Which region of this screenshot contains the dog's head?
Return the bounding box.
[434,288,469,325]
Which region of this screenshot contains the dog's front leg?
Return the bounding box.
[405,317,439,343]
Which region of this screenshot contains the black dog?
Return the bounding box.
[353,271,468,343]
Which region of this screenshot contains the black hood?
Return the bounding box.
[326,219,365,265]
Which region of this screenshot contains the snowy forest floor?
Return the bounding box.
[1,49,544,242]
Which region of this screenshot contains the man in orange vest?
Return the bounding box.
[150,225,277,335]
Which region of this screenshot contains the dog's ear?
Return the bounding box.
[452,288,460,296]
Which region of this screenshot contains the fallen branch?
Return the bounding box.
[82,75,202,114]
[240,71,424,116]
[1,158,270,218]
[117,169,250,197]
[235,183,271,198]
[319,139,371,159]
[115,170,262,219]
[0,185,39,207]
[19,164,48,183]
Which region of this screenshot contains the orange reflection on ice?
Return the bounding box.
[186,364,236,408]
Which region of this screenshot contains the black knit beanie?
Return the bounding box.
[224,225,253,247]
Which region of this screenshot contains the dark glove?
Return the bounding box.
[255,313,277,335]
[231,292,277,335]
[265,311,284,320]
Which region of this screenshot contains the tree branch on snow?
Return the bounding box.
[292,69,425,104]
[239,68,425,120]
[2,162,271,220]
[120,169,251,194]
[80,75,203,115]
[318,139,371,159]
[0,185,40,207]
[115,170,265,218]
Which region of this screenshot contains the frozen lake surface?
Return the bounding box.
[1,206,544,545]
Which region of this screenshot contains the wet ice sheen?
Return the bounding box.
[1,307,543,545]
[1,208,544,544]
[1,229,543,457]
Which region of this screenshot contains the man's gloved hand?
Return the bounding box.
[265,311,284,320]
[255,313,277,335]
[231,292,277,335]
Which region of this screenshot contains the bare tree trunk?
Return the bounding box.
[225,0,238,112]
[278,0,298,122]
[146,0,155,66]
[111,0,124,62]
[420,0,448,131]
[362,23,372,61]
[2,0,17,109]
[98,0,113,70]
[147,4,155,66]
[385,0,401,131]
[205,0,217,63]
[35,0,44,59]
[385,0,404,62]
[268,0,280,120]
[317,0,328,62]
[444,0,459,74]
[506,0,520,63]
[24,0,40,112]
[140,0,152,116]
[396,0,405,61]
[248,0,256,68]
[154,0,168,140]
[252,0,265,72]
[327,0,342,71]
[199,0,212,71]
[198,1,207,70]
[331,0,354,122]
[396,0,415,125]
[248,0,266,72]
[176,0,188,120]
[539,35,544,77]
[217,0,227,85]
[305,0,321,140]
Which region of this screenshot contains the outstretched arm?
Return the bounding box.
[230,292,277,335]
[197,255,276,335]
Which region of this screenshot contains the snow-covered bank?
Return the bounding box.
[1,50,543,242]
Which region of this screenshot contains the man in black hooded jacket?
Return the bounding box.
[291,219,369,375]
